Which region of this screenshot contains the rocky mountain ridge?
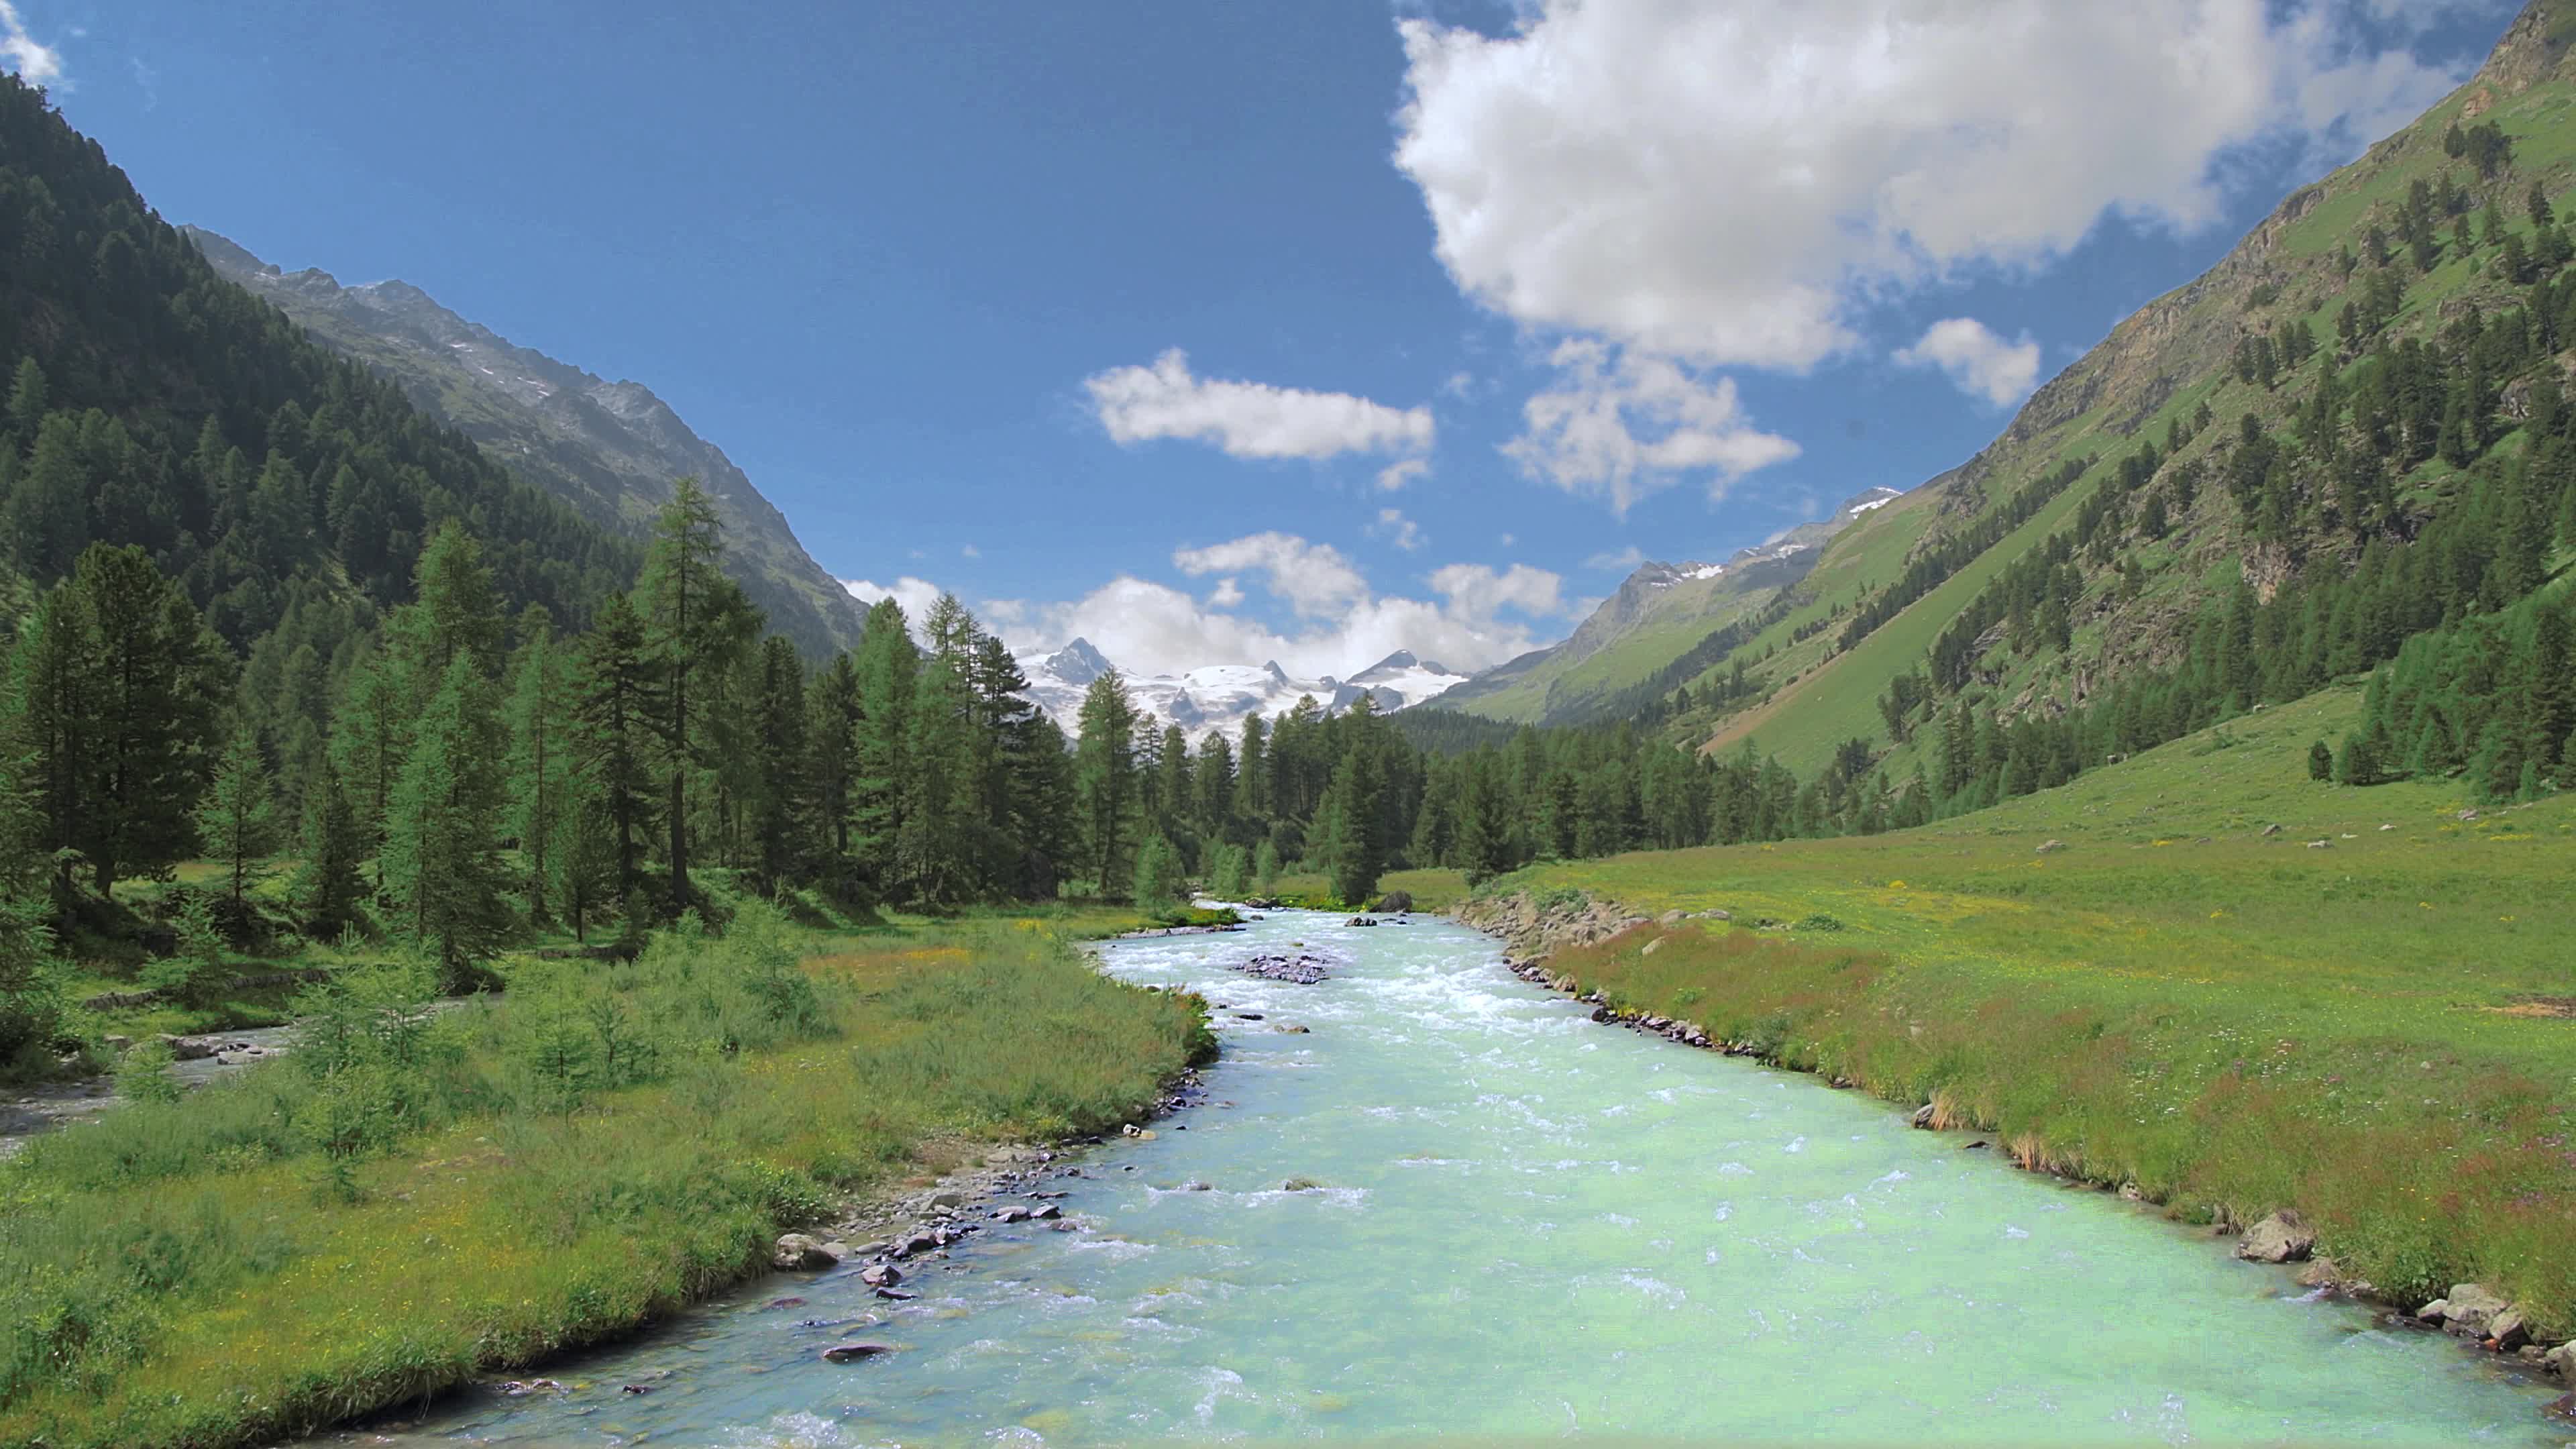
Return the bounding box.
[184,228,867,656]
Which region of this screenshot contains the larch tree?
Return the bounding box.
[504,606,578,924]
[382,652,513,988]
[1074,666,1138,895]
[849,598,918,890]
[67,544,223,893]
[573,591,657,900]
[294,757,368,941]
[635,478,757,911]
[194,727,278,924]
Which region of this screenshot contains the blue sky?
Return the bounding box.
[1,0,2524,677]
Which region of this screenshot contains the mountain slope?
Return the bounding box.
[0,74,633,649]
[184,229,864,657]
[1664,0,2576,780]
[1440,487,1907,724]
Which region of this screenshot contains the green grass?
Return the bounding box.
[0,908,1210,1449]
[1479,687,2576,1332]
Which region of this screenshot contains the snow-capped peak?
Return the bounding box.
[1012,641,1468,739]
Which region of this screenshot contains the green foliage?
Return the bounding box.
[292,761,366,939]
[1206,842,1251,900]
[1131,835,1180,912]
[111,1040,180,1106]
[192,728,276,919]
[0,911,1203,1448]
[140,892,231,1008]
[381,654,514,988]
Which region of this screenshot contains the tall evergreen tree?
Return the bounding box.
[65,545,224,892]
[635,478,758,910]
[572,592,657,900]
[194,727,277,924]
[1075,667,1139,894]
[749,635,812,892]
[849,598,919,890]
[504,607,578,923]
[294,757,367,941]
[382,652,513,987]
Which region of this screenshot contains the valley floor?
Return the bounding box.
[0,906,1211,1449]
[1460,685,2576,1348]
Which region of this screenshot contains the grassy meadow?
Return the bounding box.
[0,902,1211,1449]
[1479,685,2576,1332]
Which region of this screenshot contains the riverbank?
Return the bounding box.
[0,909,1213,1449]
[1452,698,2576,1395]
[368,906,2563,1444]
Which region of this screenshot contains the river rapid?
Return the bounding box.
[378,909,2556,1446]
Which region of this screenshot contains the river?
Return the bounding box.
[372,909,2555,1446]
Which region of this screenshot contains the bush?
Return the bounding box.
[140,893,231,1008]
[112,1040,182,1106]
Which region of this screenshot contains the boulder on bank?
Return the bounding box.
[2433,1282,2512,1336]
[2234,1210,2316,1264]
[1373,890,1414,914]
[772,1234,839,1271]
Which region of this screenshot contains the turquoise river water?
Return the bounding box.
[377,909,2559,1447]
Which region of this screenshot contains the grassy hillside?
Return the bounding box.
[1440,490,1915,726]
[1479,686,2576,1329]
[1666,1,2576,779]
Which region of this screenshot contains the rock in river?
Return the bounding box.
[772,1234,839,1271]
[820,1342,896,1363]
[2233,1210,2315,1264]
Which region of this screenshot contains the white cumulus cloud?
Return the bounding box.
[983,532,1578,680]
[1085,348,1435,461]
[1,1,64,83]
[1375,458,1431,492]
[1503,339,1800,515]
[840,576,945,632]
[1373,507,1426,551]
[1172,531,1373,618]
[1894,317,2045,409]
[1392,0,2483,371]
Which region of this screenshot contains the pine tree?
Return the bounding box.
[805,651,863,878]
[327,646,413,883]
[749,635,812,892]
[572,592,656,900]
[1075,667,1139,894]
[896,652,979,904]
[65,545,224,892]
[394,521,506,698]
[549,786,618,944]
[195,728,278,923]
[849,598,918,891]
[0,659,63,1066]
[635,478,758,910]
[2308,739,2334,782]
[504,607,578,923]
[382,652,513,987]
[294,758,368,939]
